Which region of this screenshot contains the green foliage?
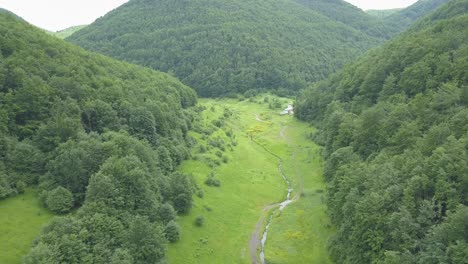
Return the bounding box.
[15,180,26,194]
[296,2,468,263]
[0,12,198,263]
[164,220,181,243]
[159,203,177,225]
[46,186,74,214]
[67,0,387,97]
[383,0,449,36]
[50,25,87,39]
[205,172,221,187]
[194,215,205,227]
[366,8,402,19]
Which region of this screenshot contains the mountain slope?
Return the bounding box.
[51,25,88,39]
[67,0,384,97]
[0,11,197,263]
[366,8,402,18]
[296,0,468,263]
[384,0,450,35]
[292,0,389,38]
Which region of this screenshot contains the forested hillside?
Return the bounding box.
[0,12,198,263]
[384,0,449,36]
[66,0,385,97]
[292,0,389,38]
[296,0,468,263]
[366,9,402,19]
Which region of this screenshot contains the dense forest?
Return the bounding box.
[366,8,402,19]
[296,0,468,263]
[383,0,449,36]
[0,12,198,263]
[66,0,390,97]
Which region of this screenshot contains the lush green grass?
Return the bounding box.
[0,189,54,264]
[167,96,333,263]
[264,120,334,263]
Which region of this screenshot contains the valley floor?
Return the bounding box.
[0,189,53,264]
[167,96,333,263]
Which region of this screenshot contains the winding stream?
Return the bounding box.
[248,122,300,264]
[259,160,293,264]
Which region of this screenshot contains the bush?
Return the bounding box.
[164,220,181,243]
[196,189,204,198]
[159,203,176,224]
[205,176,221,187]
[195,215,204,227]
[46,186,73,214]
[16,180,27,194]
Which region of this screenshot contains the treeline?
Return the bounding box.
[296,1,468,263]
[383,0,449,36]
[67,0,385,97]
[0,12,198,263]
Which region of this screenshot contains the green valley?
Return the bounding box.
[166,96,332,263]
[1,0,467,263]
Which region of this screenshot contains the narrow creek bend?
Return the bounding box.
[260,159,293,264]
[249,123,300,264]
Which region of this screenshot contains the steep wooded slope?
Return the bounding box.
[67,0,384,97]
[0,12,197,263]
[296,0,468,263]
[292,0,389,38]
[384,0,450,36]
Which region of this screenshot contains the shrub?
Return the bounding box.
[164,220,181,243]
[159,203,176,224]
[205,176,221,187]
[46,186,73,214]
[195,215,204,227]
[16,180,27,194]
[196,189,204,198]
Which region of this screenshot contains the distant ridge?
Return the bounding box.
[67,0,385,97]
[51,25,88,39]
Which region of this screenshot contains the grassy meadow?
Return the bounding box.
[0,189,54,264]
[167,96,333,263]
[264,120,334,264]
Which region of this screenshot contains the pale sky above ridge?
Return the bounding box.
[0,0,419,32]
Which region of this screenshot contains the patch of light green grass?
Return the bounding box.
[0,189,54,264]
[167,95,333,263]
[264,119,334,264]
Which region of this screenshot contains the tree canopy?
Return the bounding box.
[66,0,390,97]
[296,0,468,262]
[0,12,198,263]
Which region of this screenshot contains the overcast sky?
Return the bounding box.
[0,0,419,32]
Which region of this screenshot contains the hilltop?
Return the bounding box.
[67,0,385,97]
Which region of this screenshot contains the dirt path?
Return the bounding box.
[248,124,304,264]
